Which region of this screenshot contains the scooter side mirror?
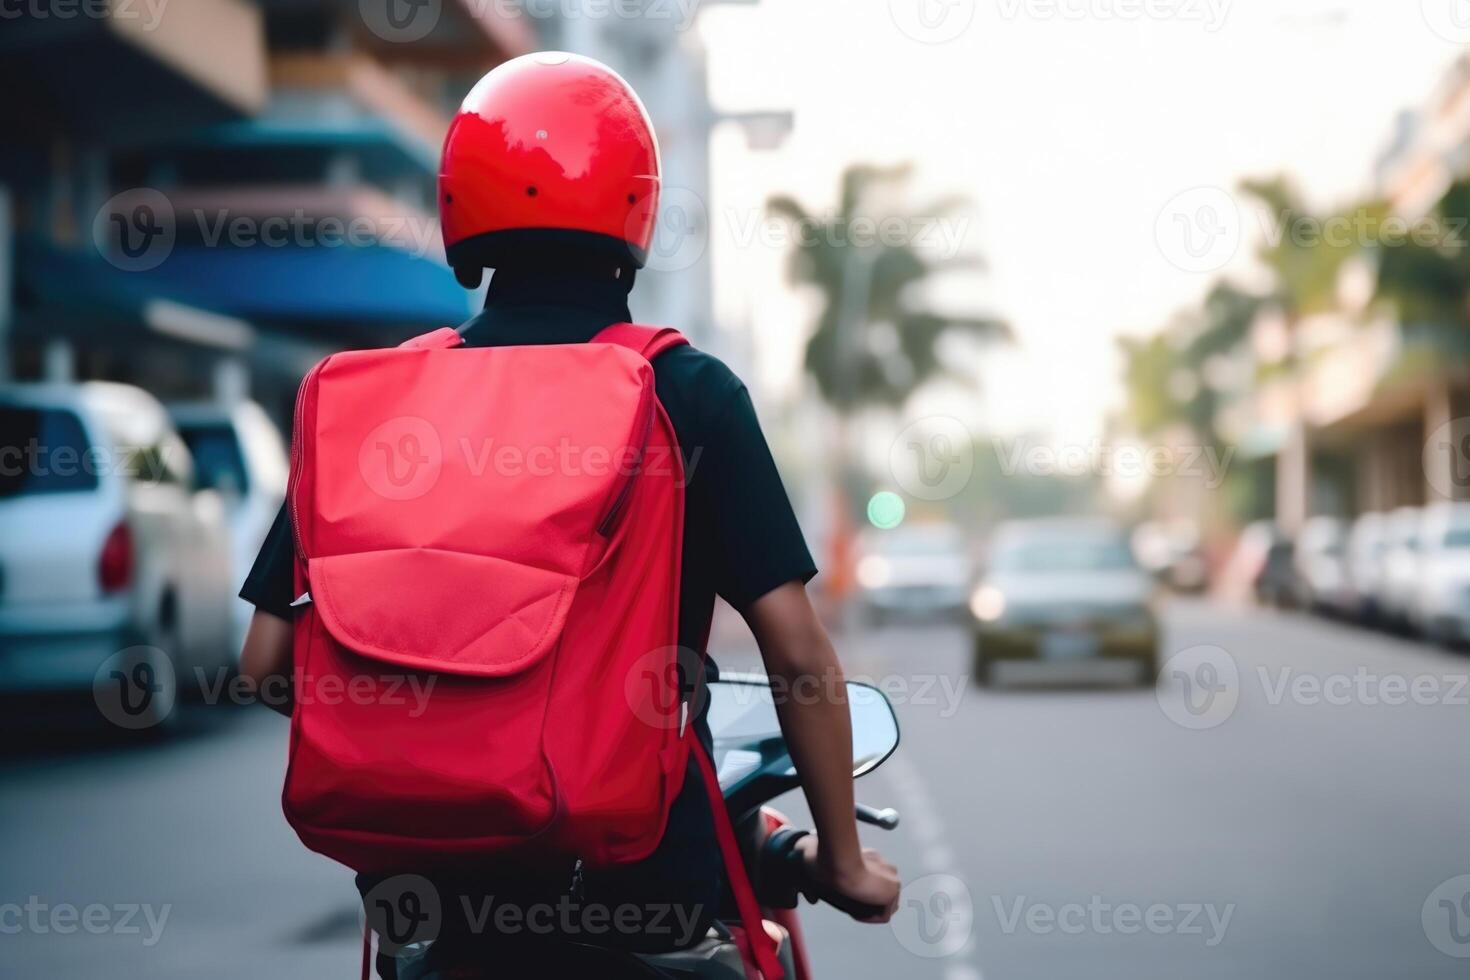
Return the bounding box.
[705,676,900,779]
[847,681,900,777]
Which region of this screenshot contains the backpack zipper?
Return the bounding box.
[286,360,327,563]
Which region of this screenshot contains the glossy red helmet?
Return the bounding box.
[439,52,661,283]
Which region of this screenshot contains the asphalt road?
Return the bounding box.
[5,599,1470,979]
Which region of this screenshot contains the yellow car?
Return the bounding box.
[970,518,1159,687]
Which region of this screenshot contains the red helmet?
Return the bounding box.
[439,52,661,282]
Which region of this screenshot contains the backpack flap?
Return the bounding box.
[307,548,575,676]
[291,342,656,677]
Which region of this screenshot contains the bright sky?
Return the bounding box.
[698,0,1465,445]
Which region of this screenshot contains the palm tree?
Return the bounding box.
[767,163,1009,415]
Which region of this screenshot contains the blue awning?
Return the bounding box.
[135,245,474,331]
[16,239,474,343]
[15,239,236,336]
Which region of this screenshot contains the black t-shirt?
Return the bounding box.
[239,266,816,939]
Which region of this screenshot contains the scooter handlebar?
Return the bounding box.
[758,825,893,921]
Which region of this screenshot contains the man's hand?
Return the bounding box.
[794,834,901,923]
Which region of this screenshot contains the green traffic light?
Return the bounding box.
[866,491,906,529]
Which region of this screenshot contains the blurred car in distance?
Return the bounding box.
[1132,519,1208,593]
[1232,521,1298,608]
[168,400,288,652]
[1378,506,1424,630]
[1410,502,1470,645]
[1294,516,1353,616]
[0,383,235,723]
[855,523,971,625]
[968,517,1158,687]
[1344,511,1389,622]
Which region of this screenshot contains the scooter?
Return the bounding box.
[383,674,901,979]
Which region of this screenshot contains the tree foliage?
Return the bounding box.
[768,163,1010,413]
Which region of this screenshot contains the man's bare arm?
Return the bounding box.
[240,609,293,718]
[741,581,900,921]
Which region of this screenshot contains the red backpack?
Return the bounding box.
[284,321,692,869]
[283,323,784,979]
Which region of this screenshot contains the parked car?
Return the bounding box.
[0,383,235,723]
[1410,502,1470,645]
[1132,519,1208,593]
[1294,516,1353,615]
[168,399,288,652]
[855,523,971,625]
[968,518,1158,687]
[1233,520,1299,608]
[1378,506,1424,630]
[1344,512,1389,622]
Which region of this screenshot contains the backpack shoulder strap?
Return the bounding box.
[591,322,689,361]
[398,327,465,350]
